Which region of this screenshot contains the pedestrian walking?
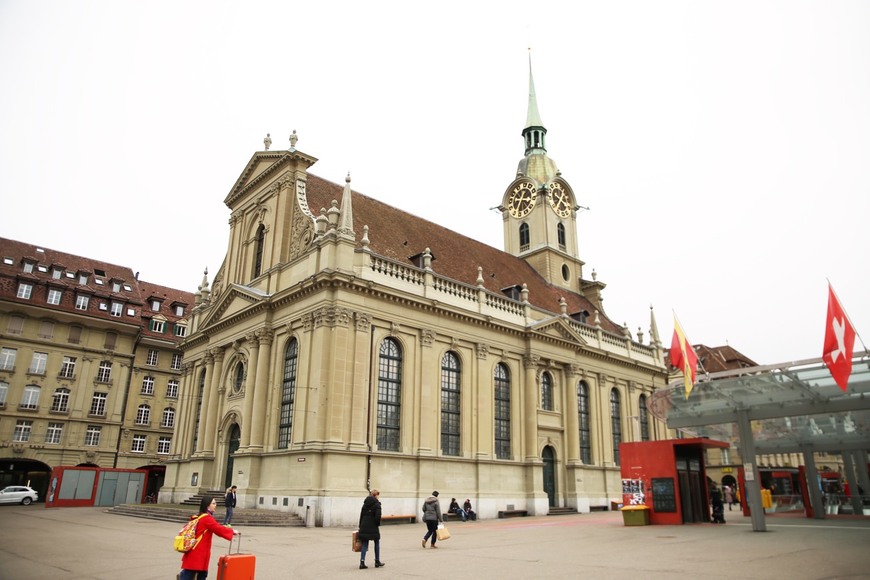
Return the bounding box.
[421,491,443,549]
[223,485,237,525]
[179,495,238,580]
[358,489,384,569]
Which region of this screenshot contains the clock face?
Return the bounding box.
[508,182,537,218]
[548,183,572,218]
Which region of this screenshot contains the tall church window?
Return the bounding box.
[377,338,402,451]
[610,388,622,465]
[277,338,298,449]
[639,394,650,441]
[494,363,511,459]
[557,223,566,248]
[578,381,591,464]
[192,369,205,452]
[519,223,530,250]
[541,371,554,411]
[440,351,461,456]
[253,224,265,278]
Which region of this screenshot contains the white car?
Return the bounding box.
[0,485,38,505]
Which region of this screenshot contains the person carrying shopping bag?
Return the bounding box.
[421,491,443,548]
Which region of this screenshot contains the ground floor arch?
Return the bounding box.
[0,458,52,501]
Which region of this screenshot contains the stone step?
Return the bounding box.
[547,507,578,516]
[106,504,305,527]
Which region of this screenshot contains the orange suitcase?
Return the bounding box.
[216,532,255,580]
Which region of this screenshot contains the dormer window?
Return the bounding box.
[112,281,122,293]
[174,304,185,316]
[78,273,89,285]
[572,310,590,324]
[22,261,34,273]
[501,285,523,301]
[151,300,162,312]
[52,269,63,279]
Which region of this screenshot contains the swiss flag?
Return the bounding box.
[823,283,856,391]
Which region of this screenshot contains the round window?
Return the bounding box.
[561,264,570,282]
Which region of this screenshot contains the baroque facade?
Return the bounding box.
[0,238,193,495]
[162,67,671,526]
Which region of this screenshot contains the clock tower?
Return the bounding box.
[501,58,586,293]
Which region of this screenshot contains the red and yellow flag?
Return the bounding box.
[670,316,699,399]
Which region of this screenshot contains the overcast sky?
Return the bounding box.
[1,1,868,366]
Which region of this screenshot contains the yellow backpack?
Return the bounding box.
[173,514,205,552]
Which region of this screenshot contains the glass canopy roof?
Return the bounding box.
[648,353,870,455]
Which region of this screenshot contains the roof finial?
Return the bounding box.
[338,171,355,237]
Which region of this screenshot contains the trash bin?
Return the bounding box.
[620,505,650,526]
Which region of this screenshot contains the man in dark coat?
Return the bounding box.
[358,489,384,569]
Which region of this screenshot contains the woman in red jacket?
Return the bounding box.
[179,495,237,580]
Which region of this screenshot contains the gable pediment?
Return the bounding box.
[199,284,271,330]
[225,149,319,206]
[530,317,588,347]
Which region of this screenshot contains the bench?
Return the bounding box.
[380,515,416,525]
[497,509,528,519]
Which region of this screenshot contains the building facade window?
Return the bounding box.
[110,302,123,317]
[233,362,245,394]
[38,320,54,339]
[277,339,298,449]
[68,326,82,344]
[494,363,511,459]
[151,320,165,333]
[51,388,70,413]
[46,422,63,444]
[639,394,650,442]
[131,434,146,453]
[47,288,62,305]
[161,407,175,428]
[13,420,32,442]
[60,356,76,379]
[578,381,592,464]
[135,404,151,425]
[440,351,461,456]
[166,379,179,399]
[96,361,112,383]
[29,352,48,375]
[175,305,184,316]
[146,349,159,366]
[174,324,187,337]
[84,425,101,446]
[151,300,161,312]
[557,223,566,248]
[17,282,33,299]
[89,392,107,416]
[519,223,530,249]
[0,381,7,407]
[0,347,16,371]
[6,315,24,334]
[141,376,155,395]
[610,388,622,466]
[75,294,90,310]
[20,385,40,410]
[253,224,265,278]
[376,338,402,452]
[170,353,182,370]
[541,371,554,411]
[157,436,171,455]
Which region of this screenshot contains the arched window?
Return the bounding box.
[639,394,650,441]
[441,352,461,456]
[519,223,530,249]
[161,407,175,428]
[233,361,245,394]
[557,223,566,247]
[277,339,298,449]
[578,381,591,464]
[494,363,511,459]
[51,387,70,413]
[192,369,205,451]
[541,372,554,411]
[377,338,402,451]
[253,224,265,278]
[136,404,151,425]
[610,389,622,465]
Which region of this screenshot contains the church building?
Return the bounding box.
[162,64,670,526]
